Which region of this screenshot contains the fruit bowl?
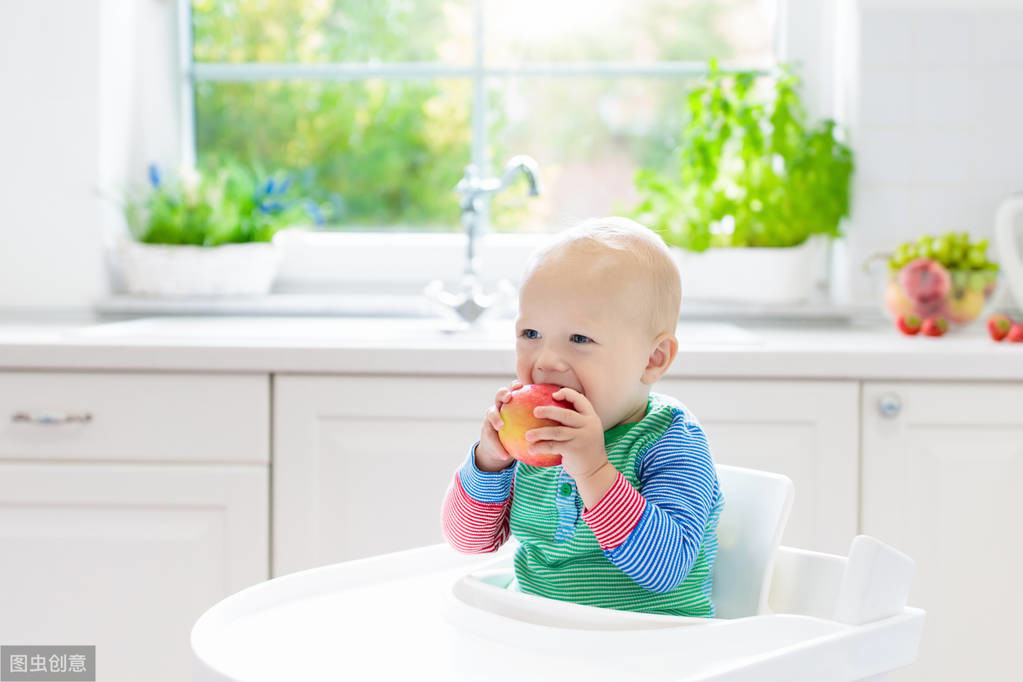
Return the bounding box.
[883,258,998,329]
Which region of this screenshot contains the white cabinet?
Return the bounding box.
[274,375,860,575]
[0,371,269,682]
[863,384,1023,682]
[273,374,499,576]
[657,379,860,555]
[862,381,1023,682]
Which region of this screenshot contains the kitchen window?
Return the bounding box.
[178,0,818,288]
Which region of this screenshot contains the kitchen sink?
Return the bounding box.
[65,316,762,346]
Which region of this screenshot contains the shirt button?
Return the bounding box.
[559,483,573,496]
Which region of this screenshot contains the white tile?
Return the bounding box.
[968,68,1023,126]
[973,10,1023,66]
[859,69,915,126]
[859,8,917,68]
[907,186,975,236]
[968,187,1014,242]
[913,68,971,126]
[850,183,914,239]
[846,183,916,302]
[910,128,972,184]
[970,124,1023,185]
[856,128,915,184]
[914,10,973,68]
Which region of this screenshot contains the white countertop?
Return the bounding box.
[0,315,1021,380]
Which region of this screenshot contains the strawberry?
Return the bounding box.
[1008,323,1023,343]
[896,314,922,335]
[988,314,1013,341]
[921,317,948,337]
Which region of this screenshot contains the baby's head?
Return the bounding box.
[515,216,681,429]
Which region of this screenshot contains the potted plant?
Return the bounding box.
[118,162,322,297]
[632,62,855,304]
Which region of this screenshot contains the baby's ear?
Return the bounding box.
[641,333,678,385]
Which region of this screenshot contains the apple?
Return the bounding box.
[898,258,951,305]
[498,383,574,467]
[946,288,985,324]
[884,280,916,318]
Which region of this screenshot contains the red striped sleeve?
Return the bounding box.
[581,472,646,550]
[441,472,512,553]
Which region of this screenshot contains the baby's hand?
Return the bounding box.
[475,380,523,473]
[525,387,608,482]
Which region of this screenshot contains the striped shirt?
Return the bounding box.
[441,392,724,617]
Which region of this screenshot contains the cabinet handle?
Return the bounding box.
[11,411,93,425]
[877,393,902,419]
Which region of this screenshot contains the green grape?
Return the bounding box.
[935,235,953,264]
[918,235,935,259]
[892,243,910,267]
[968,271,988,291]
[950,244,967,267]
[966,246,986,269]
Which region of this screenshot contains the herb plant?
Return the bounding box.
[632,62,854,251]
[124,162,323,246]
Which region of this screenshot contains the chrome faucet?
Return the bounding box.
[424,155,542,326]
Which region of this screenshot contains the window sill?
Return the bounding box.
[272,229,546,294]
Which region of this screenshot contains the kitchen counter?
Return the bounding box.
[1,315,1020,380]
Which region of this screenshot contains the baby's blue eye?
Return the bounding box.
[570,334,592,344]
[521,329,540,340]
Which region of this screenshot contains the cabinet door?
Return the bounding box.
[657,379,859,554]
[862,382,1023,682]
[0,463,268,682]
[274,375,500,576]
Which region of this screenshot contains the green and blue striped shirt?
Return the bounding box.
[442,392,724,617]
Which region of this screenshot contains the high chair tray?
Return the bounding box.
[192,541,924,682]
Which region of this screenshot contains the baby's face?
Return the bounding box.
[514,254,655,429]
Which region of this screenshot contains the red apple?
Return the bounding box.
[498,384,574,467]
[898,258,951,305]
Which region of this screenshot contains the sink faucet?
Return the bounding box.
[425,155,542,325]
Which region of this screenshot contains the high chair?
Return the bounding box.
[191,465,924,681]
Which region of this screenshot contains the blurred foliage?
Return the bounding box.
[632,62,854,251]
[191,0,770,231]
[124,162,321,245]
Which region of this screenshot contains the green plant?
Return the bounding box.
[124,162,322,246]
[632,62,854,251]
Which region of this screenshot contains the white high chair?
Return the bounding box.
[191,466,925,681]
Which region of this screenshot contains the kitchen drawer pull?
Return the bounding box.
[11,411,94,425]
[877,393,902,419]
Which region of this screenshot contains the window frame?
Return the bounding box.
[176,0,833,291]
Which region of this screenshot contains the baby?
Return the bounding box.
[441,216,724,617]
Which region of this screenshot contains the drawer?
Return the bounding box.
[0,371,268,463]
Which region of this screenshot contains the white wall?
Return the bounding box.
[0,0,107,311]
[838,0,1023,303]
[0,0,180,313]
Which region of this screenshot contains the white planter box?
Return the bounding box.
[672,236,828,304]
[118,237,282,297]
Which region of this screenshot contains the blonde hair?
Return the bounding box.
[523,216,681,336]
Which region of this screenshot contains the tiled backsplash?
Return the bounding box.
[843,0,1023,303]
